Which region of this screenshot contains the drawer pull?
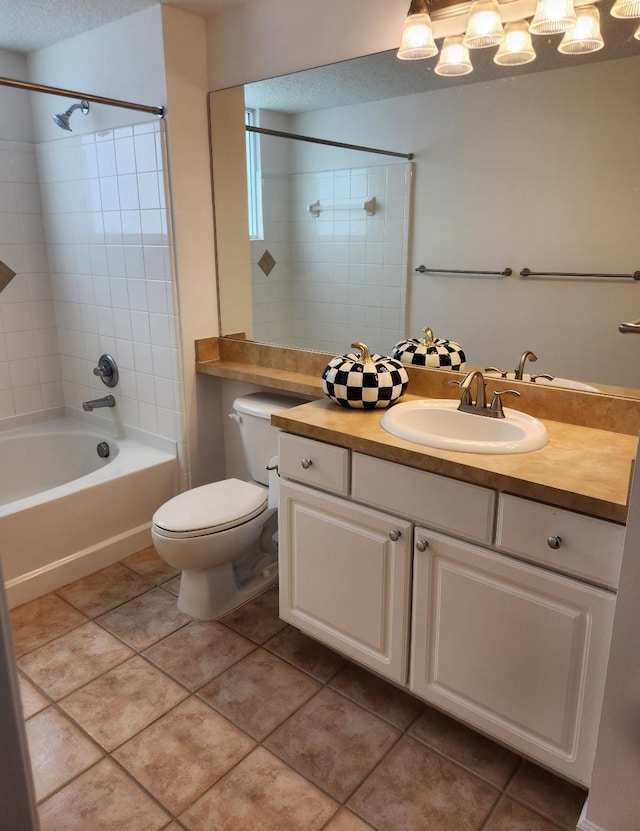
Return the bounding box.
[416,539,429,552]
[389,529,402,542]
[300,458,313,469]
[547,535,562,550]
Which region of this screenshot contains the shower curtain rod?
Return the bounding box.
[246,125,413,160]
[0,76,164,118]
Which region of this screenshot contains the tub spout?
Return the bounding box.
[83,394,115,412]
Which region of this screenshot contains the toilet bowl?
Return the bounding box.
[151,393,302,620]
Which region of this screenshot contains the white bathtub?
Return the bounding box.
[0,418,177,608]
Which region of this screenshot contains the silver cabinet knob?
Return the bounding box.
[547,535,562,550]
[416,539,429,552]
[301,458,312,469]
[389,529,402,542]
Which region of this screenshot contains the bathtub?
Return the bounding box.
[0,417,177,608]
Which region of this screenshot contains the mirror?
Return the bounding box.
[209,5,640,397]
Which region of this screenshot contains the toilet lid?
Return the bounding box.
[153,478,268,536]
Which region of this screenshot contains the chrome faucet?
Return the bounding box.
[515,350,537,380]
[82,394,115,412]
[451,370,521,419]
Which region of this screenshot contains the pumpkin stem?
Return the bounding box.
[351,342,373,364]
[420,327,435,347]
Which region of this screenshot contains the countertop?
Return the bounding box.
[272,395,636,524]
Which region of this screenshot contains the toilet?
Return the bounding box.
[152,392,302,620]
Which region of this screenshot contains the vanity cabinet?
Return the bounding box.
[277,432,623,785]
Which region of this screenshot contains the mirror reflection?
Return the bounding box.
[209,6,640,396]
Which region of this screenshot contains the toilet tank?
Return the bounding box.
[232,393,303,486]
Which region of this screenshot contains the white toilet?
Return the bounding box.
[152,392,301,620]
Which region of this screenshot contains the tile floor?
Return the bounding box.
[10,546,588,831]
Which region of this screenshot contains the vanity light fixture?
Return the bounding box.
[435,36,474,74]
[463,0,505,48]
[558,4,604,53]
[529,0,577,34]
[397,0,438,60]
[635,21,640,36]
[494,20,536,64]
[610,0,640,16]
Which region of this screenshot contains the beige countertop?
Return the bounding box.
[272,396,636,524]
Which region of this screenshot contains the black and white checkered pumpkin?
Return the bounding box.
[322,342,409,410]
[393,326,466,371]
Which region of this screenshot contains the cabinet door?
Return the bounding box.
[410,529,616,785]
[279,480,413,684]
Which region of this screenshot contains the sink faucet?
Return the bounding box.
[82,394,115,412]
[515,350,537,380]
[451,370,521,419]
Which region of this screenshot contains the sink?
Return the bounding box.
[380,399,548,454]
[484,371,599,393]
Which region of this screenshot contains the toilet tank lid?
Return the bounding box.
[233,393,304,419]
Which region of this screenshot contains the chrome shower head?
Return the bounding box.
[52,100,90,131]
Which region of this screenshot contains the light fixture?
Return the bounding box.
[463,0,505,48]
[635,22,640,37]
[558,5,604,53]
[494,20,536,65]
[397,0,438,60]
[610,0,640,17]
[529,0,577,34]
[435,36,473,75]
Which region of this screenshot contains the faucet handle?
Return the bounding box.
[448,379,471,406]
[489,389,521,418]
[485,367,509,378]
[530,374,555,383]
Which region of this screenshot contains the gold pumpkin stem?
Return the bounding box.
[420,327,435,347]
[351,342,373,364]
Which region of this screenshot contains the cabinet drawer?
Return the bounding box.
[496,494,625,589]
[351,453,495,544]
[279,433,350,496]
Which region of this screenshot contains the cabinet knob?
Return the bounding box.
[416,539,429,552]
[300,458,313,469]
[389,529,402,542]
[547,535,562,550]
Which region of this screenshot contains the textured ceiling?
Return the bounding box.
[0,0,248,53]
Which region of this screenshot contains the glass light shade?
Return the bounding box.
[635,22,640,37]
[463,0,505,48]
[530,0,577,34]
[494,20,536,65]
[611,0,640,17]
[558,5,604,53]
[397,11,438,59]
[435,36,473,75]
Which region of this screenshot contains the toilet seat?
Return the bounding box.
[152,478,268,539]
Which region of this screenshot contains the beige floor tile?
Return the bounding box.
[121,546,180,584]
[143,620,256,690]
[59,656,188,751]
[162,575,181,597]
[329,663,425,729]
[265,687,400,802]
[18,621,134,700]
[18,674,49,718]
[96,587,191,651]
[38,757,170,831]
[325,809,376,830]
[507,762,587,828]
[265,625,348,682]
[198,648,321,740]
[25,706,103,802]
[408,707,520,788]
[220,586,287,643]
[113,696,255,815]
[348,735,499,831]
[10,594,87,657]
[57,563,152,617]
[179,746,337,831]
[484,797,564,831]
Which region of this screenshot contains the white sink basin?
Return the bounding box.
[380,399,548,454]
[485,371,599,393]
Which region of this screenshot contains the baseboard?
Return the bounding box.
[5,524,152,608]
[577,798,607,831]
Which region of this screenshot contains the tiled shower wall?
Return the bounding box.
[36,121,183,446]
[0,139,59,419]
[251,162,411,356]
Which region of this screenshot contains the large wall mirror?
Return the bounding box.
[209,3,640,397]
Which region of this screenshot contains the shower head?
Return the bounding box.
[52,100,90,131]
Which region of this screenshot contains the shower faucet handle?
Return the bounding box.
[93,354,119,388]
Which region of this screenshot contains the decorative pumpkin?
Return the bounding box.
[322,342,409,409]
[392,326,466,371]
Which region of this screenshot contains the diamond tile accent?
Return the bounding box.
[257,249,276,276]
